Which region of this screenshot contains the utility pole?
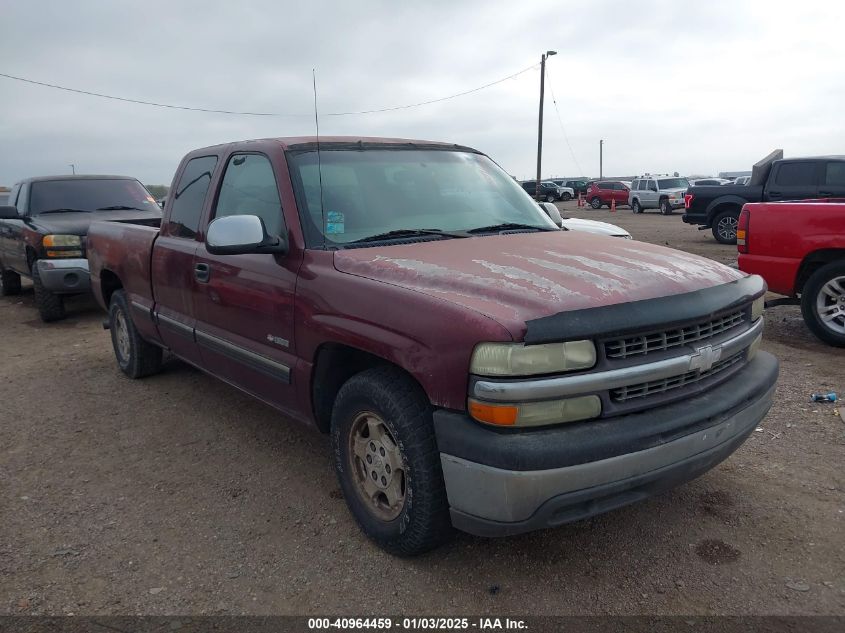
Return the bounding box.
[535,50,556,199]
[599,140,603,179]
[69,164,76,175]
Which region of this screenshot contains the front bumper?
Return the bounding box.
[433,351,778,537]
[35,258,91,294]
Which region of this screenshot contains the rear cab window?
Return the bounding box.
[167,156,218,239]
[774,162,818,186]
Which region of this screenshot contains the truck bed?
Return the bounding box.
[87,219,159,313]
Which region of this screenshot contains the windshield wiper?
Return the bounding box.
[351,228,470,244]
[96,205,146,211]
[37,208,92,214]
[466,222,555,234]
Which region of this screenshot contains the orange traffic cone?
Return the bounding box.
[577,193,583,207]
[610,198,617,212]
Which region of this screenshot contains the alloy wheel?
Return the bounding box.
[815,275,845,335]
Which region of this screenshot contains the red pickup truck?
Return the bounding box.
[737,199,845,346]
[87,137,778,555]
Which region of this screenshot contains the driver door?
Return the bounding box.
[192,152,300,415]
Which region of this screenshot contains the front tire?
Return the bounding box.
[0,268,22,296]
[711,209,739,244]
[632,199,642,214]
[331,366,452,556]
[590,197,602,209]
[801,261,845,347]
[545,193,556,203]
[561,192,572,201]
[660,199,674,215]
[109,289,163,378]
[31,263,65,322]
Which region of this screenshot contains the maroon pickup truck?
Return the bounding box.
[87,137,778,555]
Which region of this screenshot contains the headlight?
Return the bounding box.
[470,340,596,377]
[43,235,81,247]
[751,296,764,321]
[468,395,601,427]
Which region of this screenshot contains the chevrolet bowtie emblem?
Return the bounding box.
[689,344,722,372]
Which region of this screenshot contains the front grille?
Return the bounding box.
[604,310,745,360]
[610,352,745,402]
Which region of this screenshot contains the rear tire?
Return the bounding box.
[711,208,739,244]
[31,263,65,322]
[0,268,22,296]
[800,261,845,347]
[109,289,163,378]
[331,366,452,556]
[660,199,674,215]
[590,197,602,209]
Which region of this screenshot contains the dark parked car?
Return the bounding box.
[86,136,777,555]
[0,175,162,321]
[683,152,845,244]
[520,180,565,202]
[553,179,588,196]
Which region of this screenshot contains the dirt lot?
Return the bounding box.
[2,204,844,616]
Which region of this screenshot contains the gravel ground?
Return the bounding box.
[1,204,844,616]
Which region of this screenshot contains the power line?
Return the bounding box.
[544,65,585,177]
[0,63,540,118]
[325,63,540,115]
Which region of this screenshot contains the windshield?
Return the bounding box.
[287,149,557,246]
[657,178,690,190]
[29,179,157,215]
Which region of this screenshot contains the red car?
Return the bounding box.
[587,180,630,209]
[737,199,845,346]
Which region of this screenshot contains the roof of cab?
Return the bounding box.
[185,136,481,155]
[15,175,139,184]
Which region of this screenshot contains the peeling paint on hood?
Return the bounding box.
[333,232,745,337]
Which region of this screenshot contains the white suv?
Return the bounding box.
[628,176,690,215]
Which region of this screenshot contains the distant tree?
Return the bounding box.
[145,184,169,198]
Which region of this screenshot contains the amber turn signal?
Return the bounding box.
[468,400,518,426]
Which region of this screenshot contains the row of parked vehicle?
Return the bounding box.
[0,135,780,556]
[522,152,845,247]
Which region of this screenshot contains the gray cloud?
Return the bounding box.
[1,0,842,186]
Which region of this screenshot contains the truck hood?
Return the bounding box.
[333,232,745,336]
[27,209,162,236]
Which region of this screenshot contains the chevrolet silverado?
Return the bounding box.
[86,137,778,555]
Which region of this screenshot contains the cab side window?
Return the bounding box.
[825,162,845,186]
[775,162,817,186]
[213,153,284,237]
[169,156,218,239]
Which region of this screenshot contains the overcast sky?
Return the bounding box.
[1,0,843,186]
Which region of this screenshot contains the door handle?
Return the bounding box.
[819,191,834,197]
[194,263,210,283]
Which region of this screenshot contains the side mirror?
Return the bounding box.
[0,205,19,219]
[539,202,564,228]
[206,214,288,256]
